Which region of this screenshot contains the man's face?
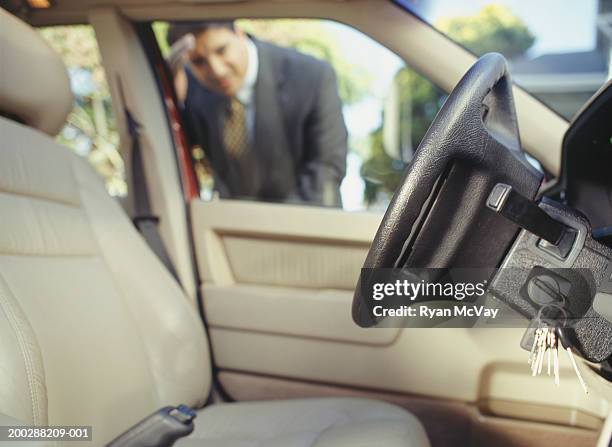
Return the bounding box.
[187,27,249,97]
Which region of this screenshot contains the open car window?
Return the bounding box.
[151,19,445,211]
[402,0,612,121]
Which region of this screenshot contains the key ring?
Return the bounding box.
[536,302,568,328]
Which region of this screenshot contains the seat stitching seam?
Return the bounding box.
[0,188,80,208]
[0,274,44,425]
[0,253,98,258]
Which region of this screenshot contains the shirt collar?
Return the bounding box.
[236,38,258,105]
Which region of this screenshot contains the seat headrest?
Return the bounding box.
[0,9,73,135]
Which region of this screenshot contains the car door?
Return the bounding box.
[170,16,605,433]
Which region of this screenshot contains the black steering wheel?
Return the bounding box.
[353,53,542,327]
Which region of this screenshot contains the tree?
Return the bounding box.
[361,128,405,205]
[360,69,444,205]
[361,5,534,206]
[438,4,535,59]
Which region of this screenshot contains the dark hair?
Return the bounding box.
[166,21,236,46]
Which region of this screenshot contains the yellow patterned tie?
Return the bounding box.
[223,97,248,158]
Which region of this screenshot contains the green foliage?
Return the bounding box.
[360,4,535,206]
[40,25,109,97]
[39,26,125,196]
[360,68,445,206]
[360,128,404,205]
[394,68,445,151]
[153,21,170,57]
[438,4,535,58]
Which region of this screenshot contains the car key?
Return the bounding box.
[546,331,553,376]
[525,322,542,365]
[524,302,579,390]
[556,326,589,394]
[532,326,548,376]
[528,319,588,393]
[522,312,548,359]
[552,330,560,385]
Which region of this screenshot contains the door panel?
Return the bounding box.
[191,199,398,346]
[191,199,608,425]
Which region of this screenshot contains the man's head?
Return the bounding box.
[167,21,249,97]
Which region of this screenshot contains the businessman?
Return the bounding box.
[167,21,348,206]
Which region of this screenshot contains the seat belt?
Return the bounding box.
[124,105,180,282]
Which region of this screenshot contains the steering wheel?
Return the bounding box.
[353,53,542,327]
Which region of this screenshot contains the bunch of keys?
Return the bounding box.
[526,314,589,394]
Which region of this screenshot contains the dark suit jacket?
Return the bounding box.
[182,39,348,206]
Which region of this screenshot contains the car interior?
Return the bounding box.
[0,1,611,447]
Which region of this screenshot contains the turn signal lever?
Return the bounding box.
[106,405,196,447]
[487,183,577,259]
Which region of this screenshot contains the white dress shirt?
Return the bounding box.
[235,38,258,144]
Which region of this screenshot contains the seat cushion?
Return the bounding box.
[179,397,430,447]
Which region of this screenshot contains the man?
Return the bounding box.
[167,21,348,206]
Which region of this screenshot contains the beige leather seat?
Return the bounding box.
[0,9,429,447]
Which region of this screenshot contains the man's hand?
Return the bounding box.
[166,34,195,103]
[167,33,195,74]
